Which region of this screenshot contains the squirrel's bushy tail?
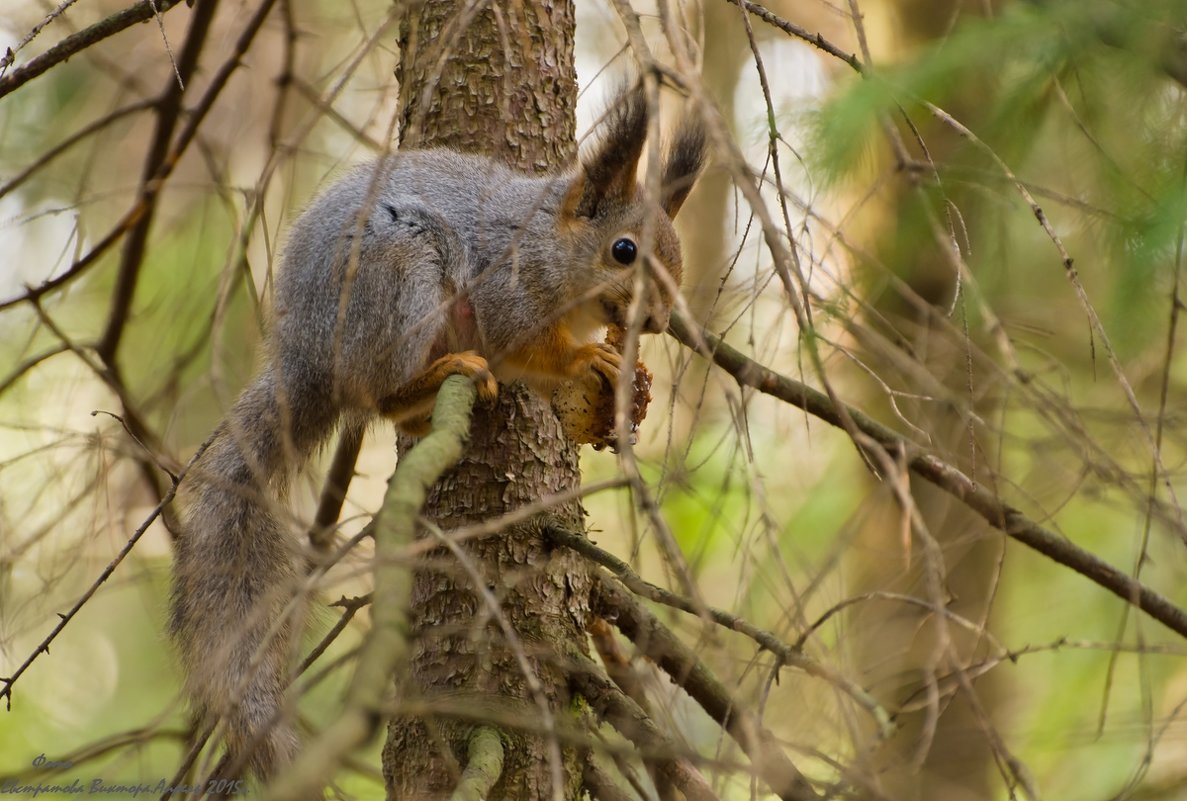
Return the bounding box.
[171,368,334,782]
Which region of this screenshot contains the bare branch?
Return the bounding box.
[723,0,863,73]
[98,0,282,363]
[544,526,890,729]
[669,312,1187,640]
[0,0,188,100]
[308,426,364,552]
[590,617,677,801]
[593,577,821,801]
[0,432,216,710]
[571,652,723,801]
[582,758,641,801]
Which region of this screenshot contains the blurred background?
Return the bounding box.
[2,1,1187,798]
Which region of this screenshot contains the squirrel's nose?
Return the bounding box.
[643,309,670,334]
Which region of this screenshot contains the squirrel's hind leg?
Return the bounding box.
[332,202,481,412]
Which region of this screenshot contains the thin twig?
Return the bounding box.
[593,577,821,801]
[0,0,84,71]
[0,100,156,201]
[297,595,369,675]
[0,0,188,100]
[669,312,1187,640]
[146,0,184,90]
[724,0,862,73]
[571,652,723,801]
[0,345,69,396]
[0,434,216,709]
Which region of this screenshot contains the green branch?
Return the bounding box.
[264,375,479,801]
[450,726,506,801]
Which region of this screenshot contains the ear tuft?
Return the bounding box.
[564,82,648,220]
[660,111,707,219]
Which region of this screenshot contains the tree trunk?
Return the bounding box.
[383,3,590,799]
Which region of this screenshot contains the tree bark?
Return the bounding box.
[383,3,590,800]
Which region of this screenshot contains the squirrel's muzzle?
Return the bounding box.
[642,306,670,334]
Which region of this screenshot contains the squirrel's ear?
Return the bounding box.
[660,113,706,219]
[563,86,648,220]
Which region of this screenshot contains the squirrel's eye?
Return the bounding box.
[611,237,638,265]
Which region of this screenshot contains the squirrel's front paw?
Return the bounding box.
[573,342,623,386]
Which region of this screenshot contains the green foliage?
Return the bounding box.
[810,0,1187,359]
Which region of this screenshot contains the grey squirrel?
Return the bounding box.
[170,88,705,786]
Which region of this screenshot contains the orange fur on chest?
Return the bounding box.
[506,319,582,375]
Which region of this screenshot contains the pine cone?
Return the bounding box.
[552,327,653,450]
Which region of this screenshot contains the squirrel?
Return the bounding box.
[170,87,705,787]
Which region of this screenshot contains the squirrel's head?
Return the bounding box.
[559,86,706,336]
